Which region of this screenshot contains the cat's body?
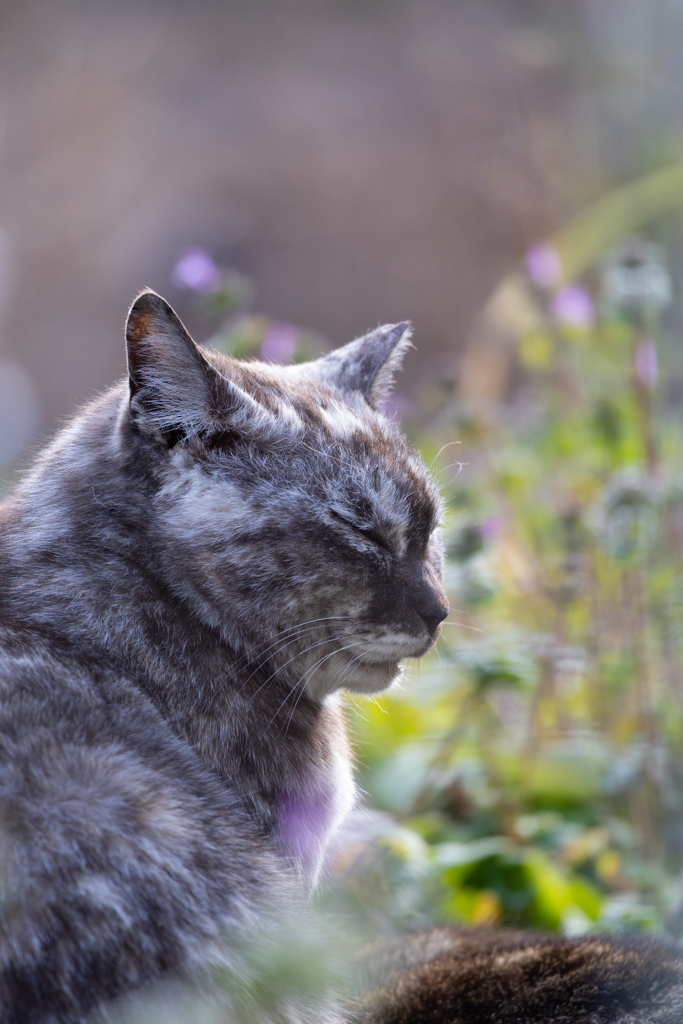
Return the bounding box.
[0,292,446,1021]
[353,927,683,1024]
[2,290,682,1024]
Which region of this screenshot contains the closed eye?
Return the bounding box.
[330,511,392,553]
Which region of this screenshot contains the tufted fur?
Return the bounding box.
[352,927,683,1024]
[0,291,447,1022]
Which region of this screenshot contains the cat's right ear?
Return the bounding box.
[125,289,263,443]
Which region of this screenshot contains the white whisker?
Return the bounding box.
[429,440,462,469]
[246,634,349,706]
[440,622,485,633]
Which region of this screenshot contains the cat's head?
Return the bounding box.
[125,290,448,699]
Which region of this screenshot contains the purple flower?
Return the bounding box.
[260,324,298,364]
[480,516,504,537]
[171,247,221,293]
[526,242,562,289]
[551,285,595,330]
[635,337,657,388]
[377,393,415,420]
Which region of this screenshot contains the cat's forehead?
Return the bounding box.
[203,348,441,527]
[206,348,412,453]
[201,349,364,435]
[205,348,353,420]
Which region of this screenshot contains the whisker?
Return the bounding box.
[435,460,469,484]
[282,641,366,734]
[299,641,364,698]
[284,682,311,735]
[440,622,485,633]
[206,615,354,710]
[429,440,462,469]
[230,615,353,672]
[245,634,349,706]
[345,695,368,722]
[299,439,359,474]
[330,639,386,692]
[234,627,322,697]
[206,626,321,711]
[233,614,352,657]
[369,696,389,714]
[263,639,364,735]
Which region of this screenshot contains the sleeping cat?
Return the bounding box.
[0,290,447,1021]
[1,290,681,1023]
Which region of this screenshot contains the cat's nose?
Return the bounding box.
[418,601,449,635]
[413,563,449,635]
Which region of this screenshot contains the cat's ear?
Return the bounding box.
[125,289,260,441]
[310,322,413,408]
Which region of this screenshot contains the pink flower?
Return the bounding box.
[635,337,657,388]
[377,394,415,420]
[551,285,595,330]
[526,242,562,289]
[260,324,298,363]
[171,247,221,293]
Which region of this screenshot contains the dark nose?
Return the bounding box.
[418,601,449,635]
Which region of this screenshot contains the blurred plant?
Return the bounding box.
[526,242,562,291]
[170,248,321,364]
[171,246,254,320]
[550,285,595,331]
[601,239,672,322]
[172,247,222,293]
[325,207,683,947]
[104,909,347,1024]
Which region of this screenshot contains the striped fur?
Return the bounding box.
[0,291,447,1021]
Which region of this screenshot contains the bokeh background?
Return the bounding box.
[2,0,683,957]
[2,0,682,462]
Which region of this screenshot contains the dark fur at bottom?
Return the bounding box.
[353,927,683,1024]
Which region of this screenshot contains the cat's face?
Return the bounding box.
[125,291,448,699]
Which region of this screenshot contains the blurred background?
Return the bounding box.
[2,0,683,952]
[3,0,683,460]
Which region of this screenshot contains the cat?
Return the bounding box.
[0,289,448,1022]
[351,926,683,1023]
[3,290,680,1024]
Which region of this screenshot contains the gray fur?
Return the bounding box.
[0,291,447,1021]
[311,322,413,408]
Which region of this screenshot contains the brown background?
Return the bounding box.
[0,0,681,466]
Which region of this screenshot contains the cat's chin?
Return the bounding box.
[339,660,402,695]
[303,658,401,700]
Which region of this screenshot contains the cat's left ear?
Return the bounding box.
[125,289,268,443]
[310,322,412,408]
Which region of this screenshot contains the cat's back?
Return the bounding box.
[354,927,683,1024]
